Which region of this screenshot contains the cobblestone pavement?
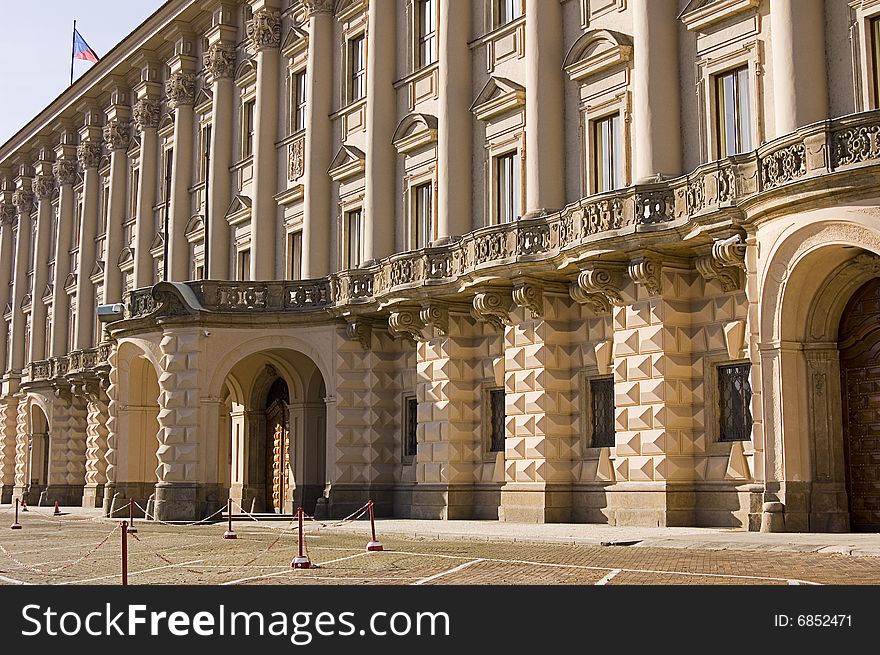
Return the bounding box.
[3,506,880,586]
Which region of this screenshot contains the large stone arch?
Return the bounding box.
[757,216,880,531]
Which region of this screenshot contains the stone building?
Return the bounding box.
[0,0,878,531]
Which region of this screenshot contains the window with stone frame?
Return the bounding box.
[872,17,880,108]
[718,363,753,442]
[495,150,520,224]
[236,248,251,281]
[287,230,303,280]
[592,113,623,193]
[494,0,522,27]
[715,66,752,157]
[348,33,367,102]
[417,0,438,68]
[589,376,615,448]
[404,395,418,458]
[488,388,506,452]
[292,69,307,133]
[345,208,363,269]
[413,181,435,249]
[242,98,255,158]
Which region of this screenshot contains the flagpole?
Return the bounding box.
[70,20,76,86]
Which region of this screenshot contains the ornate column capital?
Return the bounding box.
[627,255,663,297]
[103,120,132,151]
[472,290,513,331]
[0,203,17,226]
[133,97,161,131]
[164,72,196,110]
[203,42,237,81]
[77,141,103,170]
[569,264,623,315]
[33,174,57,201]
[246,8,281,50]
[53,158,78,186]
[304,0,334,15]
[12,188,35,215]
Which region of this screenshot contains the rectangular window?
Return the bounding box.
[163,147,174,201]
[716,66,752,157]
[496,0,522,27]
[718,363,753,442]
[590,377,615,448]
[404,395,418,458]
[237,249,251,281]
[413,182,434,249]
[495,151,520,224]
[130,168,140,219]
[593,113,622,193]
[194,264,204,280]
[417,0,437,68]
[293,70,308,132]
[288,230,303,280]
[243,99,255,157]
[489,388,506,452]
[349,34,366,102]
[99,185,109,236]
[201,124,212,182]
[873,18,880,108]
[346,209,362,269]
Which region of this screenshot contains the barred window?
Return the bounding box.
[718,363,753,442]
[404,396,418,457]
[489,389,506,452]
[590,377,615,448]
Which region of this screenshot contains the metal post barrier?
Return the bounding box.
[10,498,22,530]
[223,498,237,539]
[127,499,137,534]
[291,507,311,569]
[366,500,383,551]
[121,521,128,586]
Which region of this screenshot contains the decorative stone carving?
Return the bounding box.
[103,120,131,150]
[289,136,305,181]
[852,252,880,276]
[203,43,237,81]
[165,72,196,110]
[247,8,282,51]
[695,235,747,292]
[303,0,334,15]
[53,158,78,186]
[472,291,513,330]
[0,203,17,226]
[33,174,56,200]
[420,304,448,338]
[513,281,543,318]
[133,98,161,131]
[833,125,880,167]
[635,189,674,224]
[77,141,103,170]
[569,265,622,314]
[388,309,424,343]
[12,189,35,215]
[628,256,662,296]
[717,166,736,202]
[345,320,372,350]
[761,143,806,189]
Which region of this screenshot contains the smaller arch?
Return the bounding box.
[563,29,633,82]
[392,113,438,154]
[235,58,258,87]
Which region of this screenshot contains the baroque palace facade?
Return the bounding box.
[0,0,879,531]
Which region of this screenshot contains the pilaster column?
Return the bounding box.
[50,132,78,358]
[0,195,15,501]
[132,57,162,289]
[10,175,35,373]
[29,160,56,362]
[363,0,396,261]
[203,5,237,280]
[165,31,198,282]
[632,0,681,181]
[74,112,104,350]
[302,1,333,278]
[437,0,472,239]
[102,88,132,306]
[770,0,828,136]
[247,1,282,280]
[524,0,565,215]
[0,198,16,371]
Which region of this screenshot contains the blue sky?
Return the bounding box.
[0,0,167,146]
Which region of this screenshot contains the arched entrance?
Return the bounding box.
[839,279,880,531]
[265,377,290,513]
[27,404,49,504]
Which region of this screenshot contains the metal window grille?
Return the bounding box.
[590,377,615,448]
[718,363,753,442]
[405,396,418,457]
[489,389,506,452]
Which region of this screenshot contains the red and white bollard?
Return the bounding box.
[53,500,61,516]
[126,498,137,534]
[121,521,128,586]
[291,506,311,569]
[10,498,22,530]
[223,498,237,539]
[366,500,383,552]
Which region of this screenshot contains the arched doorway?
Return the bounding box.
[27,404,49,504]
[265,377,290,513]
[839,278,880,531]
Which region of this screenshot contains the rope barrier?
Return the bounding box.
[134,501,225,527]
[128,532,206,575]
[0,523,120,574]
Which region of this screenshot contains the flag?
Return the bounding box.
[73,28,99,63]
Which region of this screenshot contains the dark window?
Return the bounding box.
[719,363,753,441]
[489,389,506,452]
[404,396,418,457]
[590,377,615,448]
